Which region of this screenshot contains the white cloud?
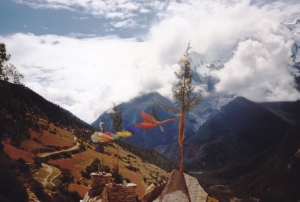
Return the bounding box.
[0,33,177,123]
[118,2,139,10]
[212,36,300,102]
[3,0,300,123]
[106,12,127,19]
[111,19,137,28]
[72,16,90,20]
[139,8,150,14]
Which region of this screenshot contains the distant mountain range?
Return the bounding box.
[0,80,94,144]
[157,96,300,170]
[91,92,195,148]
[92,91,300,201]
[92,91,300,169]
[1,73,300,201]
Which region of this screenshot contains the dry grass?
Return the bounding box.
[207,196,219,202]
[48,141,170,197]
[2,139,34,163]
[35,164,51,182]
[48,166,61,184]
[30,123,74,147]
[3,120,171,198]
[20,121,75,152]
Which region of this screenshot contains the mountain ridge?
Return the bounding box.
[91,91,195,148]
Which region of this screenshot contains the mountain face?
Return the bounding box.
[0,80,93,144]
[91,92,196,148]
[91,91,234,148]
[156,97,300,171]
[92,90,300,173]
[230,123,300,201]
[201,123,300,201]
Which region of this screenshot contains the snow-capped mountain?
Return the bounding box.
[184,11,300,129]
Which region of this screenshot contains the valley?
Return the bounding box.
[1,67,300,201]
[2,119,172,199]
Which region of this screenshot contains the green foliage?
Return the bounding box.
[125,165,140,172]
[59,169,74,184]
[33,156,44,168]
[48,152,72,160]
[0,161,28,201]
[123,177,131,183]
[78,142,86,152]
[112,167,123,184]
[0,150,54,202]
[48,169,81,202]
[149,104,161,121]
[0,78,94,146]
[0,43,24,84]
[92,158,100,165]
[17,157,30,172]
[119,141,177,172]
[103,165,110,173]
[51,189,81,202]
[0,81,42,146]
[110,104,123,132]
[28,178,52,201]
[159,41,201,113]
[81,158,100,179]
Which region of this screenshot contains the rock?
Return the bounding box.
[141,169,208,202]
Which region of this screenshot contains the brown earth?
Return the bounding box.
[3,120,170,198]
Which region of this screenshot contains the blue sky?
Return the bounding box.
[0,0,159,37]
[1,0,300,123]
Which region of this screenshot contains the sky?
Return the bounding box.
[1,0,300,123]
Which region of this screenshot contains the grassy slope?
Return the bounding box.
[2,138,34,163]
[3,119,171,198]
[22,121,75,150]
[48,141,170,197]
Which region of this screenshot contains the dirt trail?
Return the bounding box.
[36,136,78,186]
[37,136,79,157]
[41,163,53,185]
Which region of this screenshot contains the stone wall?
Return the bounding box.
[88,172,137,201]
[101,184,137,202]
[89,172,113,197]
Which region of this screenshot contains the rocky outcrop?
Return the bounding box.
[89,172,114,197]
[81,172,138,202]
[101,183,137,202]
[140,169,208,202]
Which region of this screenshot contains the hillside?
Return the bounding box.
[0,80,94,145]
[92,92,196,148]
[155,97,300,171]
[0,81,178,201]
[231,123,300,201]
[197,123,300,201]
[2,119,174,199]
[2,79,300,201]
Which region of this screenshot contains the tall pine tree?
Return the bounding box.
[160,41,201,173]
[0,43,23,84]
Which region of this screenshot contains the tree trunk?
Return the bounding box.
[178,112,185,173]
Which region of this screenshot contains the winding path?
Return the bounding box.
[36,136,79,186]
[37,136,79,157]
[41,163,54,185]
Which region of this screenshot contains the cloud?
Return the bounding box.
[146,0,300,100]
[0,33,177,123]
[10,0,178,32]
[212,36,300,102]
[111,19,137,28]
[2,0,300,123]
[139,8,151,14]
[117,2,139,10]
[106,12,127,19]
[72,16,90,20]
